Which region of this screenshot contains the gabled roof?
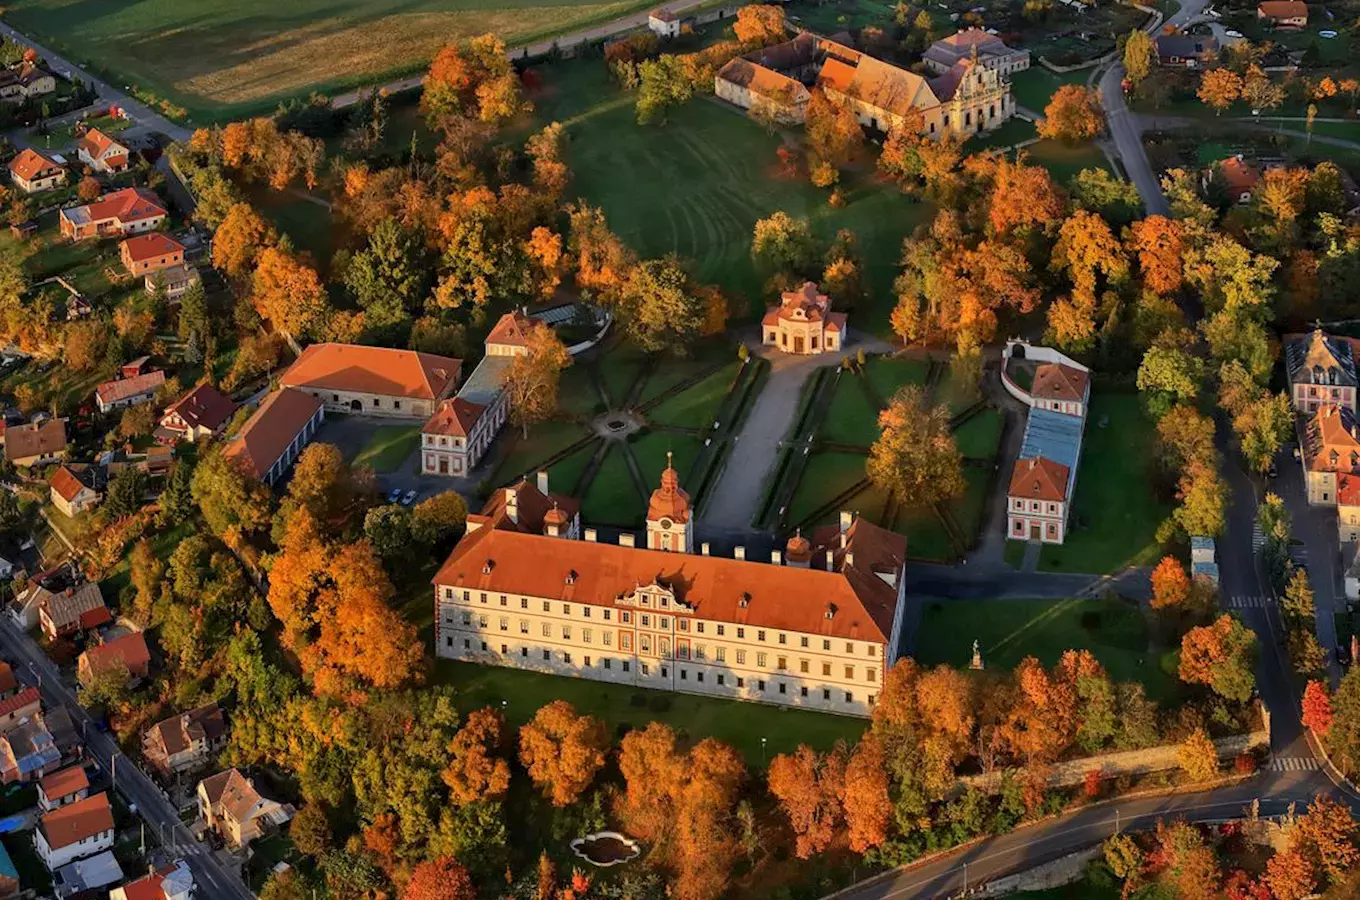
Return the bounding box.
[39,792,112,850]
[96,370,165,406]
[121,232,184,264]
[486,310,537,349]
[716,58,811,105]
[0,687,39,719]
[422,397,486,438]
[1304,404,1360,474]
[650,6,678,21]
[1258,0,1307,16]
[1286,329,1358,388]
[76,128,129,161]
[49,465,94,503]
[163,382,238,432]
[282,343,461,401]
[1031,362,1089,403]
[43,582,105,629]
[64,187,165,227]
[222,388,323,480]
[4,418,66,461]
[200,768,273,824]
[821,52,939,119]
[145,702,226,757]
[1008,456,1070,502]
[39,764,88,801]
[8,147,62,181]
[80,631,150,678]
[471,475,580,535]
[1215,156,1261,194]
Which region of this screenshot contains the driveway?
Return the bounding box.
[312,414,475,505]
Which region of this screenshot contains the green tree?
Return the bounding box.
[411,491,469,546]
[1327,664,1360,775]
[866,386,965,506]
[636,55,695,125]
[158,459,195,527]
[192,447,274,537]
[344,218,429,331]
[104,467,147,519]
[751,211,819,277]
[364,504,413,561]
[1137,344,1205,416]
[1070,167,1142,228]
[618,256,706,354]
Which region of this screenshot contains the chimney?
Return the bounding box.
[619,533,636,548]
[537,470,549,495]
[771,549,782,565]
[700,542,710,556]
[826,549,835,570]
[504,486,519,525]
[584,527,597,542]
[839,510,852,547]
[845,551,854,569]
[734,546,746,561]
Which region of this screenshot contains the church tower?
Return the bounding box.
[646,452,693,553]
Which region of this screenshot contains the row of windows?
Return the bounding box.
[452,616,878,681]
[453,638,873,704]
[446,588,878,656]
[1011,499,1060,514]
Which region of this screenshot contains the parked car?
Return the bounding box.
[401,490,417,506]
[1337,643,1352,666]
[387,488,402,503]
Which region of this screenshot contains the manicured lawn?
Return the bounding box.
[786,451,868,528]
[1003,539,1027,569]
[595,340,648,409]
[242,183,337,269]
[352,425,421,473]
[862,355,930,403]
[556,361,604,420]
[966,116,1038,151]
[953,409,1004,460]
[915,597,1178,702]
[1038,392,1170,575]
[4,0,662,120]
[491,420,592,487]
[39,114,131,149]
[1008,68,1090,112]
[636,339,734,405]
[952,466,992,540]
[645,361,740,429]
[820,373,881,446]
[434,658,866,766]
[631,431,703,489]
[1022,138,1111,186]
[580,443,642,526]
[544,443,596,496]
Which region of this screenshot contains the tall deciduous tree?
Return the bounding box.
[866,386,965,507]
[1302,680,1334,736]
[443,707,511,804]
[1177,727,1218,781]
[1178,614,1257,702]
[504,322,570,438]
[617,256,706,354]
[1198,68,1243,114]
[403,858,476,900]
[252,246,330,338]
[841,735,891,852]
[1151,556,1192,610]
[1123,29,1154,85]
[1037,85,1106,143]
[767,744,847,858]
[733,4,786,45]
[517,700,607,806]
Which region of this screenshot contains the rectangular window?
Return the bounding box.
[778,633,787,645]
[542,601,550,612]
[477,615,488,628]
[757,680,765,692]
[777,656,787,671]
[583,607,591,618]
[845,666,854,680]
[521,648,528,657]
[584,656,591,667]
[757,652,767,668]
[623,661,630,672]
[822,663,832,677]
[520,620,529,634]
[621,633,632,651]
[622,611,631,624]
[800,659,809,674]
[737,677,745,688]
[697,672,704,683]
[845,692,853,703]
[717,625,725,636]
[845,642,853,654]
[718,674,725,686]
[563,603,571,615]
[541,623,551,637]
[737,628,745,639]
[499,617,508,631]
[715,647,726,662]
[461,612,472,626]
[583,629,592,644]
[660,618,670,630]
[823,640,831,651]
[757,630,766,642]
[778,683,786,694]
[542,650,551,661]
[697,622,705,634]
[642,614,651,627]
[641,636,652,654]
[562,626,572,640]
[823,688,831,700]
[867,668,877,682]
[479,593,487,604]
[604,632,613,647]
[800,636,808,648]
[563,653,571,664]
[680,669,687,680]
[521,598,528,609]
[604,659,612,669]
[736,650,746,665]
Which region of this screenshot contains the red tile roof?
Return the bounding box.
[162,383,238,433]
[0,662,15,696]
[40,792,112,850]
[1258,0,1307,16]
[282,343,461,401]
[1008,456,1070,503]
[485,310,537,349]
[49,465,89,503]
[80,632,150,679]
[422,398,486,438]
[5,419,66,462]
[1031,363,1088,403]
[0,687,39,719]
[8,148,62,182]
[1304,404,1360,474]
[96,370,165,407]
[472,476,580,535]
[39,765,89,801]
[78,607,112,630]
[223,388,323,480]
[121,233,183,264]
[1217,157,1261,195]
[79,187,165,226]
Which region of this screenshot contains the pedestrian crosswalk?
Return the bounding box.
[1269,757,1321,772]
[1252,524,1265,553]
[1226,595,1272,609]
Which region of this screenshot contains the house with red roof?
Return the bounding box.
[281,343,461,419]
[762,281,847,355]
[158,383,238,444]
[76,631,151,685]
[49,464,101,517]
[110,861,194,900]
[94,369,164,413]
[648,7,681,37]
[7,147,65,194]
[1206,156,1261,204]
[38,765,89,813]
[75,127,130,174]
[222,388,324,485]
[59,187,166,240]
[35,792,113,870]
[0,688,41,735]
[119,233,183,277]
[37,582,106,641]
[1257,0,1307,27]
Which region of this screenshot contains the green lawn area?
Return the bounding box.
[352,425,421,473]
[1009,68,1090,112]
[953,409,1003,460]
[595,340,648,409]
[915,597,1179,702]
[820,373,883,447]
[952,466,991,539]
[556,361,604,420]
[39,114,131,149]
[786,451,868,527]
[1038,392,1170,574]
[862,355,930,402]
[645,361,739,428]
[1022,138,1111,185]
[631,431,703,488]
[4,0,668,121]
[242,183,337,269]
[491,420,592,487]
[530,60,932,333]
[580,443,642,526]
[1300,120,1360,141]
[544,442,596,496]
[966,116,1038,151]
[435,658,865,765]
[636,339,733,405]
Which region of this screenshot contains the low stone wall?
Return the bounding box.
[979,846,1101,897]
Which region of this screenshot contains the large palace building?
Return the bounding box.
[432,459,908,717]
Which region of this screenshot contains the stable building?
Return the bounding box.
[222,388,325,486]
[281,343,461,419]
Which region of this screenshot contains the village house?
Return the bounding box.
[94,369,165,413]
[281,343,461,419]
[1002,344,1091,545]
[110,861,194,900]
[0,688,41,734]
[1153,33,1219,68]
[38,583,107,641]
[77,631,151,685]
[762,281,846,355]
[1257,0,1308,28]
[119,233,184,277]
[421,310,526,477]
[59,187,166,240]
[8,147,65,194]
[0,62,55,102]
[142,702,227,778]
[49,464,102,517]
[35,792,113,870]
[0,719,60,783]
[435,460,906,718]
[38,765,89,813]
[923,29,1030,75]
[1286,328,1357,415]
[222,388,325,486]
[75,128,130,174]
[1301,404,1360,506]
[5,419,66,467]
[148,262,200,300]
[54,849,123,897]
[1205,156,1261,204]
[648,7,682,37]
[197,769,292,849]
[157,383,238,444]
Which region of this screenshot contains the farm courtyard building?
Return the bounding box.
[715,32,1015,138]
[280,343,461,419]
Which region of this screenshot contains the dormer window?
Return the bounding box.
[566,570,577,585]
[738,592,751,608]
[482,560,494,575]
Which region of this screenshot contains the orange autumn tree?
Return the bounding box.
[841,734,892,852]
[1264,849,1315,900]
[733,3,787,46]
[670,739,745,900]
[1178,615,1257,702]
[997,657,1078,764]
[212,202,274,280]
[1127,215,1186,296]
[1294,795,1360,882]
[442,707,511,804]
[503,321,571,439]
[1037,84,1106,143]
[1150,556,1192,609]
[1198,68,1242,115]
[567,203,637,302]
[518,700,608,806]
[422,34,526,125]
[1177,727,1218,781]
[252,245,330,338]
[974,154,1068,237]
[618,722,683,842]
[804,89,864,187]
[404,857,476,900]
[1302,680,1334,736]
[767,743,847,858]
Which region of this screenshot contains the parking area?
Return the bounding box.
[311,414,475,505]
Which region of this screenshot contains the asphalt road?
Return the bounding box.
[0,622,254,900]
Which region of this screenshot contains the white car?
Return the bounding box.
[1319,29,1338,37]
[401,490,417,506]
[1225,28,1244,37]
[387,488,402,503]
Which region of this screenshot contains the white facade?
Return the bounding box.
[37,823,112,872]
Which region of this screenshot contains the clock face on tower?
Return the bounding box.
[659,518,673,529]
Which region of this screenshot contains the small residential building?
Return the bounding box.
[280,343,461,419]
[1030,362,1089,417]
[1190,536,1219,585]
[49,464,103,517]
[197,769,292,849]
[1257,0,1308,28]
[0,63,56,102]
[1153,33,1219,67]
[147,264,200,300]
[0,688,42,734]
[1286,328,1357,415]
[924,29,1030,76]
[5,419,66,467]
[54,849,122,897]
[0,719,61,783]
[119,233,184,278]
[35,792,114,871]
[157,383,238,444]
[59,187,166,241]
[38,583,107,641]
[420,310,526,478]
[8,147,66,193]
[75,128,131,175]
[222,388,325,486]
[94,370,165,413]
[110,861,194,900]
[1207,156,1261,204]
[121,357,155,378]
[38,765,89,812]
[1301,404,1360,506]
[42,708,80,762]
[762,281,846,355]
[77,631,151,685]
[648,7,682,37]
[142,703,227,778]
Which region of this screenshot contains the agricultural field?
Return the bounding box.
[3,0,660,120]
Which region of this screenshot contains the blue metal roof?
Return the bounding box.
[1018,408,1083,472]
[0,837,16,880]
